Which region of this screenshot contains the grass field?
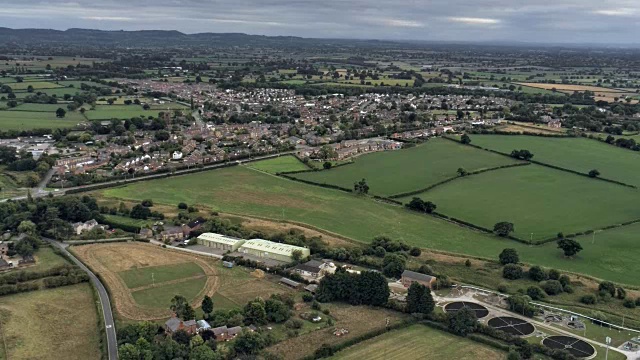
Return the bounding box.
[0,284,101,360]
[400,164,640,241]
[331,324,505,360]
[131,277,208,309]
[4,81,63,91]
[246,155,309,174]
[8,103,72,112]
[83,105,160,120]
[102,214,155,229]
[291,139,519,196]
[468,135,640,187]
[119,262,205,288]
[0,111,84,130]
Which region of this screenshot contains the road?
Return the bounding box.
[46,239,118,360]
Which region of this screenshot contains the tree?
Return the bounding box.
[510,149,534,161]
[55,107,66,118]
[527,265,547,281]
[598,281,616,297]
[317,145,337,160]
[498,248,519,265]
[588,169,600,178]
[457,167,468,177]
[17,220,37,235]
[494,222,514,237]
[353,178,369,195]
[243,298,268,325]
[233,331,266,355]
[382,253,406,278]
[141,199,153,207]
[118,343,140,360]
[460,134,471,144]
[291,249,303,262]
[447,307,477,336]
[265,298,291,323]
[616,287,627,300]
[503,264,524,280]
[322,161,332,170]
[130,204,152,219]
[178,202,188,210]
[507,294,536,317]
[190,345,222,360]
[170,295,195,320]
[406,282,435,314]
[557,238,583,257]
[202,295,213,316]
[542,280,563,295]
[405,197,436,213]
[526,286,545,300]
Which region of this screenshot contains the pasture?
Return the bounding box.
[402,164,640,241]
[0,110,84,130]
[331,324,506,360]
[119,262,205,288]
[83,105,160,120]
[246,155,309,174]
[0,284,101,360]
[468,135,640,187]
[4,81,63,91]
[8,103,69,112]
[291,138,519,196]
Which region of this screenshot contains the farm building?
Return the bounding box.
[238,239,310,262]
[292,259,337,280]
[401,270,437,289]
[197,233,246,252]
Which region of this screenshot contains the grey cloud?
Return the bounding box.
[1,0,639,44]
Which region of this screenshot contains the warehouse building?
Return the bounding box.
[238,239,310,263]
[197,233,246,252]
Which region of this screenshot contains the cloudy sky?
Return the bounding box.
[1,0,638,44]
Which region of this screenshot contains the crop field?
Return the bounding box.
[468,135,640,187]
[514,82,623,93]
[291,139,519,196]
[331,324,506,360]
[402,164,640,241]
[246,155,309,174]
[265,304,410,360]
[71,242,220,320]
[83,105,160,120]
[0,111,84,130]
[0,284,101,360]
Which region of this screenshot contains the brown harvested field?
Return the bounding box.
[71,242,220,320]
[497,124,564,135]
[212,265,295,310]
[265,303,410,360]
[516,82,623,93]
[0,283,101,360]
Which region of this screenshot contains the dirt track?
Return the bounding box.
[72,242,219,320]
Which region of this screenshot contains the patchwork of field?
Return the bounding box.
[401,164,640,241]
[265,304,410,360]
[330,324,506,360]
[247,155,310,174]
[0,284,101,360]
[468,135,640,187]
[0,110,84,130]
[71,242,219,320]
[291,139,520,196]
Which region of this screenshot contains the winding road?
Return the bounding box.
[46,239,118,360]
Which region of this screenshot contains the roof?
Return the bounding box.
[293,260,324,273]
[0,258,10,267]
[198,233,245,246]
[240,239,309,257]
[183,320,197,327]
[197,320,211,329]
[280,277,301,287]
[165,317,182,332]
[402,270,436,283]
[227,326,242,336]
[212,325,228,336]
[187,217,206,229]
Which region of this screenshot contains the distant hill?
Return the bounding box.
[0,27,401,48]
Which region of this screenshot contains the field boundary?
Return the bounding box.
[387,162,530,199]
[89,280,109,360]
[442,136,638,189]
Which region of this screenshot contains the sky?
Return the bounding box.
[0,0,638,44]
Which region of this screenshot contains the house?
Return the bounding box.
[172,151,183,160]
[292,260,336,280]
[0,242,9,255]
[212,325,243,341]
[72,219,100,235]
[548,119,562,129]
[196,320,211,333]
[165,317,197,335]
[139,228,154,239]
[160,228,184,242]
[401,270,437,289]
[182,217,206,237]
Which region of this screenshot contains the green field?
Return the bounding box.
[130,277,207,309]
[292,139,520,196]
[8,103,70,112]
[400,164,640,241]
[102,214,154,229]
[12,87,81,99]
[247,155,309,174]
[83,105,160,120]
[4,81,63,90]
[0,284,101,360]
[0,111,84,130]
[331,325,505,360]
[119,262,205,288]
[98,165,640,285]
[468,135,640,187]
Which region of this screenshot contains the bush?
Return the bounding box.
[542,280,563,295]
[562,284,574,294]
[526,286,545,300]
[499,248,519,265]
[465,259,471,267]
[548,269,560,280]
[636,298,640,306]
[497,284,509,293]
[528,266,547,282]
[409,247,421,257]
[623,299,636,309]
[598,281,616,297]
[503,264,524,280]
[178,202,188,209]
[302,293,314,302]
[580,294,596,305]
[284,318,303,329]
[558,275,570,287]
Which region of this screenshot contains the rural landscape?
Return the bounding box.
[3,2,640,360]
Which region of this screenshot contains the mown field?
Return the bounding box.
[247,155,309,174]
[330,324,506,360]
[0,111,84,130]
[468,135,640,187]
[119,262,205,288]
[83,105,160,120]
[401,164,640,241]
[0,284,101,360]
[94,165,640,286]
[292,138,519,196]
